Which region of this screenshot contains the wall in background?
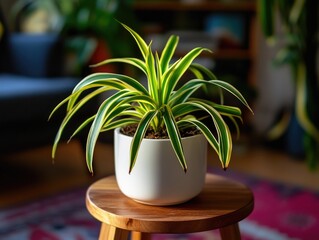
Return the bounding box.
[253,16,294,135]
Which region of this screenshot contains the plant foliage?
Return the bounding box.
[50,23,252,173]
[258,0,319,168]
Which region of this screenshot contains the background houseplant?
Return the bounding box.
[50,23,251,204]
[53,0,137,76]
[258,0,319,168]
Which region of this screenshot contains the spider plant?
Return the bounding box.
[50,23,252,173]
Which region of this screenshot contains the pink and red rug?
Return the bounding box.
[1,170,318,240]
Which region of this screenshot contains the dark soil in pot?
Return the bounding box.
[120,124,201,139]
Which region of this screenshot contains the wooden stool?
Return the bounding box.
[86,173,254,240]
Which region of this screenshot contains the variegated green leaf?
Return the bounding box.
[169,79,204,105]
[162,47,210,103]
[121,23,149,60]
[178,117,219,154]
[145,45,158,102]
[102,118,139,132]
[195,101,232,169]
[207,80,253,113]
[155,53,163,108]
[90,57,147,74]
[163,105,187,172]
[50,83,110,119]
[101,104,132,129]
[130,110,158,173]
[102,94,156,131]
[86,90,132,172]
[73,73,148,96]
[189,63,218,80]
[180,101,232,169]
[160,35,179,73]
[172,102,201,119]
[228,115,241,140]
[68,115,95,143]
[190,98,242,117]
[51,86,109,158]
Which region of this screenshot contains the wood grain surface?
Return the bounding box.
[86,174,254,234]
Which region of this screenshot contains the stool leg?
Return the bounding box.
[131,232,152,240]
[99,223,129,240]
[219,223,241,240]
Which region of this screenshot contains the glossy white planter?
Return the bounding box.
[114,128,207,206]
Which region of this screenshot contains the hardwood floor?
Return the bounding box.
[0,141,114,208]
[209,143,319,191]
[1,139,318,208]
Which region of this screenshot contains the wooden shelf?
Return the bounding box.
[133,0,258,92]
[134,0,256,12]
[214,49,253,60]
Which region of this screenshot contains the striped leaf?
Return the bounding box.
[68,115,95,143]
[159,35,179,73]
[86,90,132,172]
[162,47,209,103]
[163,105,187,172]
[102,118,139,132]
[73,73,148,95]
[189,63,218,80]
[51,86,109,158]
[178,117,219,154]
[207,80,253,113]
[145,45,159,102]
[121,23,149,60]
[179,101,232,169]
[129,110,158,173]
[91,57,147,74]
[169,79,204,105]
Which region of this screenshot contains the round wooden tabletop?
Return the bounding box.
[86,173,254,234]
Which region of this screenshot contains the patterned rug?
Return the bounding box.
[1,170,318,240]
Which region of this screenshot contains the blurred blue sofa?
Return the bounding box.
[0,10,94,155]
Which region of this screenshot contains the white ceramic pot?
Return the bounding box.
[114,128,207,206]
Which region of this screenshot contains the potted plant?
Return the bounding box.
[53,0,137,76]
[50,23,252,205]
[258,0,319,168]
